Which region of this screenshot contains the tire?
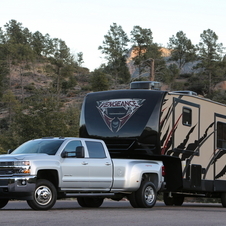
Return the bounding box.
[27,179,57,210]
[80,197,104,208]
[77,197,88,207]
[128,192,140,208]
[0,199,9,208]
[163,192,174,206]
[221,192,226,207]
[173,195,184,206]
[135,181,157,208]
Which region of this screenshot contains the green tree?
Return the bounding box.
[130,26,165,80]
[11,91,79,145]
[77,52,84,67]
[1,90,19,125]
[195,29,225,94]
[0,29,9,95]
[98,23,129,86]
[31,31,46,58]
[4,20,28,45]
[168,31,196,72]
[49,38,75,100]
[130,26,153,75]
[90,69,110,91]
[43,33,55,57]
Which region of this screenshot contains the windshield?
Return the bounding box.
[11,140,65,155]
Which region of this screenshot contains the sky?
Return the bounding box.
[1,0,226,71]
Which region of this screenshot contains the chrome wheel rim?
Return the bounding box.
[34,185,52,206]
[144,186,155,204]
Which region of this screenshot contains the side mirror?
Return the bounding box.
[7,149,13,154]
[76,146,84,158]
[61,146,85,158]
[61,151,67,158]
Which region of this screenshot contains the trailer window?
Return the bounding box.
[182,107,192,126]
[85,141,106,158]
[217,122,226,149]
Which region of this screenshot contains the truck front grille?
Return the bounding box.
[0,169,14,175]
[0,180,8,186]
[0,162,14,166]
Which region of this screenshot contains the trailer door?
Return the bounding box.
[172,97,200,163]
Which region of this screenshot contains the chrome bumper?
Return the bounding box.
[0,176,36,199]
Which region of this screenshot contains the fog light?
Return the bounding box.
[21,180,27,185]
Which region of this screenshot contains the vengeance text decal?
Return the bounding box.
[97,98,145,132]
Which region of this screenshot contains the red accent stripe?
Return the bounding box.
[161,113,183,155]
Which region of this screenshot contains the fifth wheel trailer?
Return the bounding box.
[79,81,226,207]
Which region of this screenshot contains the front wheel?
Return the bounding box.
[221,192,226,207]
[136,181,157,208]
[27,179,57,210]
[0,199,9,208]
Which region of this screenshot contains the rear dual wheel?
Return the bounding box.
[77,197,104,208]
[128,181,157,208]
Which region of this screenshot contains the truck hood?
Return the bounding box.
[0,153,51,161]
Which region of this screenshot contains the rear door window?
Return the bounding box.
[85,141,106,158]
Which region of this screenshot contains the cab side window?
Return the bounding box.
[64,140,82,157]
[85,141,106,158]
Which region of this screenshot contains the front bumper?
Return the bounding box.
[0,176,36,200]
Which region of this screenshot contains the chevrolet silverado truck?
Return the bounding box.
[0,137,165,210]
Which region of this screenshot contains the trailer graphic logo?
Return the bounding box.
[97,98,145,132]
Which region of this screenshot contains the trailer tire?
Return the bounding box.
[77,197,88,207]
[173,195,184,206]
[27,179,57,210]
[0,199,9,208]
[221,192,226,207]
[135,181,157,208]
[163,192,174,206]
[83,197,104,207]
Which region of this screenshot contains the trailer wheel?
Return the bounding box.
[173,195,184,206]
[27,179,57,210]
[163,192,174,206]
[221,192,226,207]
[82,197,104,208]
[0,199,9,208]
[136,181,157,208]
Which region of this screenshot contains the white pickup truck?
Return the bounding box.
[0,137,165,210]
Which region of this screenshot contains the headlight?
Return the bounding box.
[18,167,30,174]
[14,161,31,174]
[14,161,30,166]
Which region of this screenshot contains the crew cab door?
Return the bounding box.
[84,140,113,190]
[60,139,113,191]
[60,140,90,189]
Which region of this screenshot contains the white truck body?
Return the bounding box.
[0,137,164,210]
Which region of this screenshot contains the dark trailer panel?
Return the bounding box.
[80,89,166,158]
[79,89,183,191]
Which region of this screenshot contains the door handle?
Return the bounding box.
[82,161,88,165]
[105,162,111,166]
